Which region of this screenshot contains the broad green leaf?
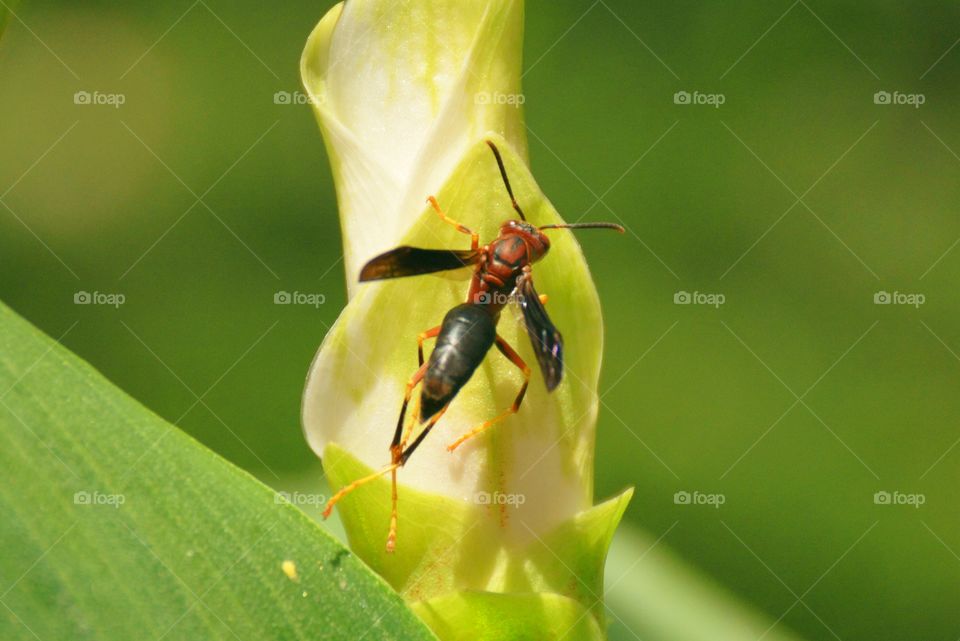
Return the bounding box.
[0,302,437,641]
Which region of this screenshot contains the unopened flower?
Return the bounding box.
[301,1,631,638]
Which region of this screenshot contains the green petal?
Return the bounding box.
[301,0,528,294]
[322,443,631,635]
[412,592,606,641]
[528,485,633,626]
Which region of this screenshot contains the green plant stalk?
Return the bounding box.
[605,524,809,641]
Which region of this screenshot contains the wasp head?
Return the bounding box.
[500,220,551,262]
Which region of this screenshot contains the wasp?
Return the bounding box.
[322,141,623,552]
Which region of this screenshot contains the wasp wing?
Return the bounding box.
[517,274,563,391]
[359,247,480,282]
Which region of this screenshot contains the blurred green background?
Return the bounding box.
[2,2,958,640]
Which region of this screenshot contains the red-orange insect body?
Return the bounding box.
[467,221,551,310]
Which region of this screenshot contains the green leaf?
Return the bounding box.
[0,302,437,641]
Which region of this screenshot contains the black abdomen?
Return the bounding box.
[421,303,496,421]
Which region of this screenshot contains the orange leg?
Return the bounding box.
[427,196,479,251]
[322,461,400,519]
[418,325,441,366]
[399,404,450,463]
[384,364,429,554]
[384,327,447,552]
[447,335,531,452]
[323,325,462,552]
[399,391,435,457]
[398,395,421,452]
[396,326,441,451]
[390,361,429,452]
[386,467,399,553]
[324,330,440,553]
[387,404,449,552]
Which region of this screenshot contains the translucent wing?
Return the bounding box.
[517,273,563,391]
[359,247,480,282]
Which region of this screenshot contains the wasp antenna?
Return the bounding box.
[540,222,626,233]
[486,140,526,221]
